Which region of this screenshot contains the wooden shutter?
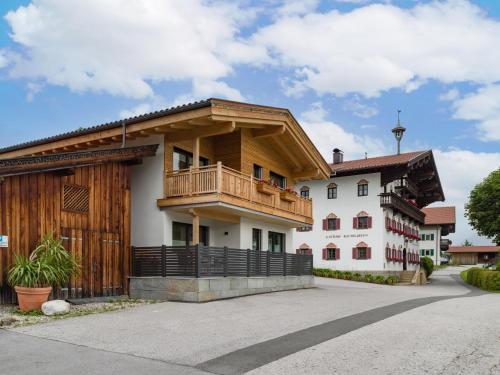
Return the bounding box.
[367,247,372,259]
[336,218,341,230]
[322,248,327,260]
[352,247,358,259]
[322,219,327,230]
[307,249,313,256]
[367,217,372,228]
[353,217,358,229]
[336,248,340,260]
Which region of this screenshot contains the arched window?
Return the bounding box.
[296,243,312,256]
[323,213,340,231]
[353,211,372,229]
[357,179,369,196]
[300,186,310,198]
[353,241,371,260]
[322,243,339,260]
[327,182,337,199]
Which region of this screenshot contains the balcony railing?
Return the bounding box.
[163,163,313,221]
[380,192,425,224]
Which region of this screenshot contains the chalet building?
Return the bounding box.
[419,206,456,265]
[294,149,445,273]
[0,99,330,302]
[448,245,499,265]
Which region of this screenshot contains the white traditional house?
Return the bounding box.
[420,206,456,265]
[294,149,445,274]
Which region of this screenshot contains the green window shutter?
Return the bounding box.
[430,249,434,256]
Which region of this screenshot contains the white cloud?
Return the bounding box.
[342,95,378,118]
[252,1,500,97]
[432,149,500,245]
[4,0,263,99]
[439,88,460,102]
[26,82,42,102]
[276,0,320,17]
[450,85,500,141]
[0,50,8,69]
[119,103,153,119]
[299,102,388,161]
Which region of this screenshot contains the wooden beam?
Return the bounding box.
[193,137,200,168]
[292,168,320,180]
[167,121,236,142]
[271,137,303,170]
[190,209,200,245]
[252,125,285,139]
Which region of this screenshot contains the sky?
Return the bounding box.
[0,0,499,246]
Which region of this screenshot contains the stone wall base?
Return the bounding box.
[129,275,314,302]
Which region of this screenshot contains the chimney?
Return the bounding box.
[333,148,344,164]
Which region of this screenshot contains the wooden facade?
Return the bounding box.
[0,163,131,303]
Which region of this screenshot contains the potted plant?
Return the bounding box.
[8,234,80,312]
[256,179,275,195]
[280,188,298,202]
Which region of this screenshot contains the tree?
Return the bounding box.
[465,168,500,245]
[461,239,473,247]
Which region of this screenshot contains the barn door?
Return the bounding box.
[61,228,122,298]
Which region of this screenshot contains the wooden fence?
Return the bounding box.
[131,245,313,278]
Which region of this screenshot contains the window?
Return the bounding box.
[252,228,262,251]
[253,164,263,179]
[322,244,338,260]
[300,186,310,198]
[429,234,435,241]
[172,222,209,246]
[297,243,312,255]
[358,247,368,259]
[327,183,337,199]
[327,218,338,230]
[358,184,368,196]
[327,248,336,260]
[358,217,369,229]
[268,231,285,253]
[173,147,209,170]
[421,249,434,256]
[269,171,287,189]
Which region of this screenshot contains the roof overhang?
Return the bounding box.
[0,144,159,177]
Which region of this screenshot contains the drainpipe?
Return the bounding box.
[121,120,127,148]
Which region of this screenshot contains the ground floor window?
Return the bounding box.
[358,247,368,259]
[327,248,337,260]
[268,231,285,253]
[420,249,434,257]
[252,228,262,251]
[172,222,209,246]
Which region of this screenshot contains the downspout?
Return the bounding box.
[121,120,127,148]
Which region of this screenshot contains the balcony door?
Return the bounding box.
[268,231,285,253]
[172,221,209,247]
[173,147,209,171]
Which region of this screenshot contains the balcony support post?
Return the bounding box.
[192,136,200,168]
[190,209,200,245]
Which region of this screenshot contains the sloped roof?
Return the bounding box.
[330,151,428,173]
[448,246,500,253]
[422,206,456,225]
[0,100,212,154]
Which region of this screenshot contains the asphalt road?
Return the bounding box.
[2,266,499,375]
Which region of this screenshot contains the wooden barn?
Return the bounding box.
[0,145,158,303]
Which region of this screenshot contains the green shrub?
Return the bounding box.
[343,271,352,280]
[496,261,500,272]
[420,256,434,278]
[464,267,500,291]
[374,275,385,284]
[334,270,343,279]
[385,275,399,285]
[364,273,373,283]
[352,272,362,281]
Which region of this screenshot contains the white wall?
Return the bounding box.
[130,135,168,246]
[240,217,294,252]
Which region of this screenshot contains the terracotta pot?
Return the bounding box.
[15,286,52,312]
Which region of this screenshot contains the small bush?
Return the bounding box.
[334,270,343,279]
[364,273,373,283]
[385,275,399,285]
[374,275,385,284]
[420,256,434,278]
[465,267,500,291]
[352,272,362,281]
[343,271,352,280]
[496,261,500,272]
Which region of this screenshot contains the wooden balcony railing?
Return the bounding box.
[164,162,313,221]
[380,192,425,224]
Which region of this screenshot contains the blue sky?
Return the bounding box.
[1,0,499,245]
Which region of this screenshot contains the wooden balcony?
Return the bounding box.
[380,192,425,224]
[158,162,313,225]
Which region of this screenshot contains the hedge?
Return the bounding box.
[465,267,500,291]
[313,268,399,285]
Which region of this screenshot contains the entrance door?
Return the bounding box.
[61,228,123,298]
[403,248,407,270]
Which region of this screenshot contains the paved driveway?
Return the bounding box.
[2,266,499,374]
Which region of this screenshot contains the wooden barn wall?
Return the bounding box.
[0,162,131,303]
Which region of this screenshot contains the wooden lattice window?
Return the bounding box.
[63,184,89,213]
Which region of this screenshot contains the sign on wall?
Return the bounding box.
[0,235,8,248]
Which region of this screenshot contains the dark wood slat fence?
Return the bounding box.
[131,245,313,278]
